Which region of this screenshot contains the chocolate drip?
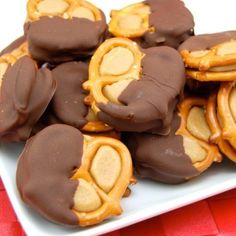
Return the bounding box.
[124,114,199,184]
[51,61,89,129]
[98,46,185,134]
[17,124,84,225]
[0,56,56,141]
[179,31,236,52]
[25,14,107,63]
[141,0,194,49]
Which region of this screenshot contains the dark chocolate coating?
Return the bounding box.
[51,61,89,129]
[124,114,199,184]
[98,46,185,134]
[17,124,84,226]
[140,0,194,49]
[178,31,236,52]
[0,36,26,56]
[25,13,107,63]
[0,56,56,142]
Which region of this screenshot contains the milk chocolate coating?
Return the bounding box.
[140,0,194,49]
[17,124,83,226]
[51,61,89,129]
[98,46,185,134]
[0,56,56,142]
[178,31,236,52]
[25,13,107,63]
[124,114,199,184]
[0,36,26,56]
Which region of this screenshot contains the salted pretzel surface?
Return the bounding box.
[109,2,151,38]
[83,37,144,115]
[206,93,236,163]
[181,40,236,71]
[27,0,102,22]
[178,98,222,172]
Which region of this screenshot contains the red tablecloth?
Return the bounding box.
[1,178,236,236]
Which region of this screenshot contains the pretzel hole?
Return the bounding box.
[189,50,209,58]
[118,14,143,31]
[187,106,211,142]
[37,0,69,15]
[0,62,8,85]
[217,41,236,56]
[86,108,98,122]
[100,47,134,76]
[183,136,207,163]
[70,6,95,21]
[103,79,133,104]
[90,145,121,193]
[73,179,102,212]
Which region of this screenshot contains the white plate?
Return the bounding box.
[1,0,236,236]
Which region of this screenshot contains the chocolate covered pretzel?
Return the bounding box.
[47,61,111,132]
[25,0,107,63]
[17,124,133,226]
[125,98,222,184]
[109,0,194,49]
[84,37,185,134]
[0,43,56,141]
[179,31,236,81]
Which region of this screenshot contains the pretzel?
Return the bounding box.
[27,0,102,22]
[0,42,28,87]
[217,82,236,147]
[108,0,194,49]
[109,2,151,38]
[177,98,222,172]
[16,125,133,226]
[206,93,236,163]
[181,40,236,71]
[186,69,236,82]
[83,37,144,115]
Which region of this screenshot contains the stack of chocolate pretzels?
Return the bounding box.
[0,0,235,228]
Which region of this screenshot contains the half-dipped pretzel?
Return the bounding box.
[48,61,111,132]
[206,93,236,163]
[125,97,221,184]
[179,31,236,71]
[109,0,194,49]
[83,37,185,134]
[0,55,56,142]
[25,0,107,63]
[217,82,236,147]
[17,124,133,226]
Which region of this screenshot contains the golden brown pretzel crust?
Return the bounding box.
[206,93,236,163]
[177,98,222,172]
[71,135,133,226]
[217,82,236,140]
[181,40,236,71]
[83,37,144,115]
[27,0,102,22]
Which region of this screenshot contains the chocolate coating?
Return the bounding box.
[124,114,199,184]
[179,31,236,52]
[25,14,107,63]
[0,36,26,56]
[98,46,185,134]
[0,56,56,142]
[140,0,194,49]
[17,124,84,225]
[51,61,89,129]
